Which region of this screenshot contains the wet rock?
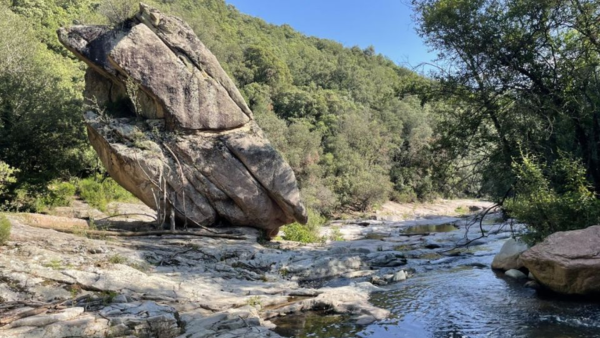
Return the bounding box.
[525,280,541,290]
[392,270,407,281]
[463,262,488,269]
[370,275,388,286]
[520,225,600,295]
[57,4,306,236]
[429,257,457,265]
[181,307,280,338]
[492,238,528,271]
[367,252,407,267]
[505,269,528,280]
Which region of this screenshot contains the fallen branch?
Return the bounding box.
[0,295,89,326]
[68,228,246,240]
[94,213,158,222]
[22,222,247,240]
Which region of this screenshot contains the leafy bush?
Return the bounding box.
[281,208,326,243]
[329,226,344,241]
[78,176,135,211]
[0,214,11,245]
[505,154,600,244]
[34,180,77,210]
[0,161,18,197]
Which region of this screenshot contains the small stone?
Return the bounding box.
[370,276,388,286]
[88,247,104,254]
[505,269,527,280]
[356,315,377,325]
[525,280,540,289]
[392,270,407,282]
[111,294,129,303]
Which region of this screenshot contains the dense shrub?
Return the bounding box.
[0,214,11,245]
[37,180,78,209]
[505,155,600,244]
[281,208,326,243]
[78,176,135,211]
[0,161,18,198]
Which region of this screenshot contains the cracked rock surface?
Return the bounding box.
[56,3,306,236]
[0,208,404,337]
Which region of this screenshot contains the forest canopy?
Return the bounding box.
[411,0,600,242]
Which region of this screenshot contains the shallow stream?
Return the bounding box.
[273,219,600,338]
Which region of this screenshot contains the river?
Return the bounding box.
[272,217,600,338]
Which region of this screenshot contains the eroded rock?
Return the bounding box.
[520,225,600,295]
[57,4,306,236]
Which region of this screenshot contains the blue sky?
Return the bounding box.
[225,0,435,70]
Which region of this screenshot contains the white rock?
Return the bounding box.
[505,269,528,280]
[392,270,407,281]
[492,238,528,271]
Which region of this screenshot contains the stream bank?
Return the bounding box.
[2,199,598,337]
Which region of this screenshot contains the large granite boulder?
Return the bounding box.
[520,225,600,295]
[57,4,307,237]
[491,238,528,271]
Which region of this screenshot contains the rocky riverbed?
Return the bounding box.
[0,200,485,338]
[3,200,599,338]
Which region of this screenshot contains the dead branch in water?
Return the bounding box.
[441,190,512,253]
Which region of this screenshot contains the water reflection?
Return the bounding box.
[273,227,600,338]
[272,311,360,337]
[402,223,458,234]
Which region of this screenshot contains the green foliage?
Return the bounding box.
[329,226,344,242]
[1,0,465,215]
[35,180,77,210]
[281,208,326,243]
[412,0,600,201]
[246,296,262,308]
[0,214,11,245]
[43,259,63,270]
[108,254,127,264]
[0,161,18,198]
[0,3,93,194]
[78,176,135,211]
[505,154,600,244]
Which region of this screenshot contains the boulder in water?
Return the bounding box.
[520,225,600,295]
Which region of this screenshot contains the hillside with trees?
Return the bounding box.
[0,0,470,218]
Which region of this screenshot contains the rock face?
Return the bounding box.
[520,225,600,295]
[57,4,307,236]
[491,238,528,271]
